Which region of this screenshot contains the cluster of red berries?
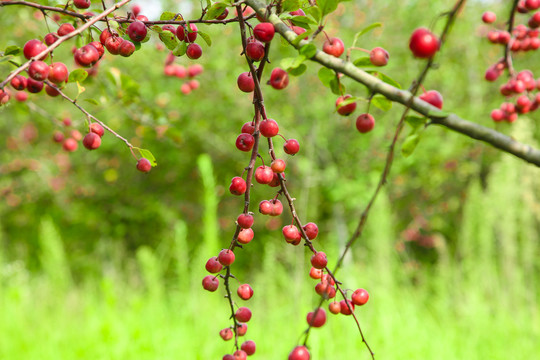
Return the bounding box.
[163,53,204,95]
[335,95,376,133]
[482,3,540,122]
[50,118,104,152]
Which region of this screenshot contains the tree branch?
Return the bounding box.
[0,0,132,90]
[246,0,540,167]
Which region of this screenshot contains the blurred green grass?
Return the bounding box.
[1,147,539,359]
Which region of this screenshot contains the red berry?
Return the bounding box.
[269,68,289,90]
[259,119,279,137]
[186,43,202,59]
[105,36,123,55]
[328,301,341,314]
[73,0,91,9]
[23,39,47,60]
[26,78,43,93]
[127,21,147,42]
[57,23,75,37]
[229,176,247,195]
[419,90,443,109]
[246,41,265,62]
[309,267,323,279]
[235,307,252,322]
[220,328,233,341]
[351,288,369,306]
[48,62,69,84]
[409,27,440,58]
[237,228,254,244]
[254,23,275,43]
[310,252,327,269]
[259,200,273,215]
[82,132,101,150]
[237,323,248,336]
[136,158,152,173]
[235,133,255,152]
[241,340,256,355]
[271,199,283,216]
[233,350,247,360]
[10,75,27,90]
[100,29,114,45]
[255,166,274,184]
[28,61,50,81]
[369,47,389,66]
[336,95,357,116]
[237,214,254,229]
[202,275,219,291]
[216,8,229,20]
[482,11,497,23]
[355,113,375,133]
[74,44,100,67]
[322,37,344,57]
[303,222,318,240]
[237,72,255,92]
[89,123,105,137]
[315,281,336,299]
[288,346,310,360]
[306,308,327,327]
[237,284,254,300]
[340,299,355,315]
[176,23,198,42]
[491,109,505,122]
[62,138,78,152]
[205,256,223,273]
[284,139,300,155]
[52,131,64,143]
[218,249,235,266]
[44,33,59,46]
[282,225,302,244]
[241,121,255,134]
[271,159,286,173]
[119,40,136,57]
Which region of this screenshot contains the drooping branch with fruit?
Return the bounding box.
[2,0,540,359]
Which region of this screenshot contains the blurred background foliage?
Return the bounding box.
[0,0,539,358]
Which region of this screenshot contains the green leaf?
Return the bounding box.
[371,94,392,111]
[160,11,177,21]
[299,43,317,58]
[401,133,421,157]
[68,69,88,83]
[291,15,317,27]
[134,148,157,166]
[150,26,164,33]
[291,29,313,45]
[317,0,339,17]
[159,32,179,51]
[337,96,360,109]
[84,98,99,106]
[318,67,334,87]
[198,31,212,46]
[329,77,344,95]
[353,57,373,67]
[0,56,13,64]
[173,41,187,56]
[133,41,142,51]
[405,115,427,129]
[280,55,306,70]
[288,63,307,76]
[306,6,322,23]
[4,46,20,56]
[282,0,301,12]
[352,22,382,46]
[376,72,402,89]
[203,2,228,20]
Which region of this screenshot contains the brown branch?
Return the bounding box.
[0,0,89,20]
[43,80,135,149]
[504,0,520,76]
[245,0,540,167]
[0,0,132,90]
